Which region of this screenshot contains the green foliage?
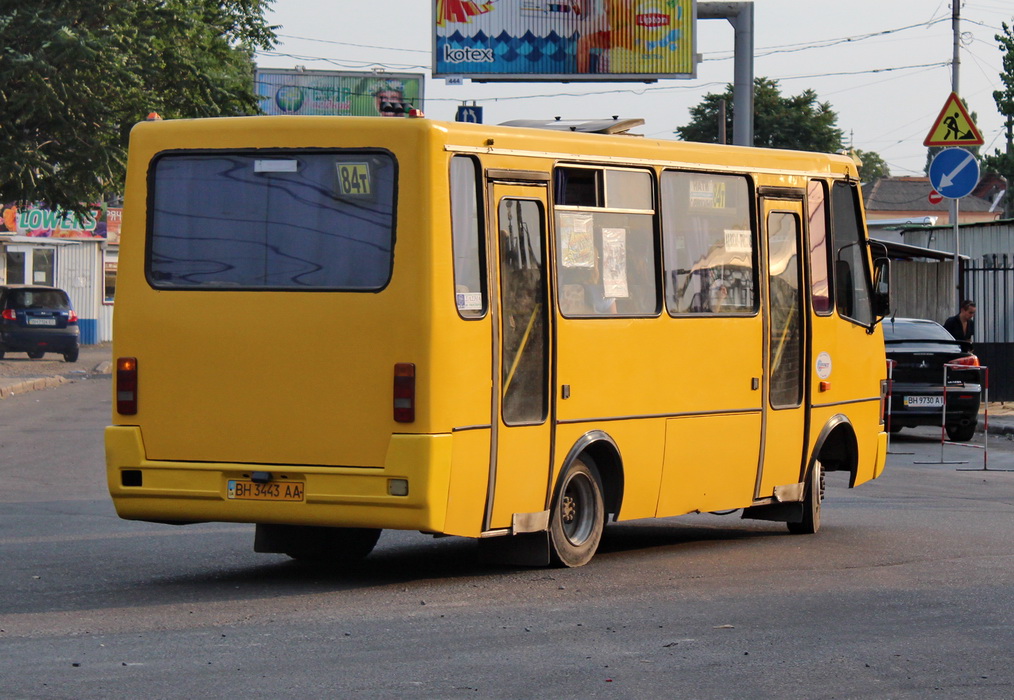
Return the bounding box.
[982,20,1014,218]
[852,149,890,183]
[675,77,845,153]
[0,1,276,214]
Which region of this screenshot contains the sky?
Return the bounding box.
[256,1,1012,177]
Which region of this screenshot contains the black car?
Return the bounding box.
[884,317,981,441]
[0,285,80,362]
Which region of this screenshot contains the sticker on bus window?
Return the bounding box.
[724,229,752,254]
[254,159,299,173]
[689,180,727,209]
[335,162,373,197]
[456,292,482,311]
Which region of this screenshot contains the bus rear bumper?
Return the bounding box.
[105,426,453,533]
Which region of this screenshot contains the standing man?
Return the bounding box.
[944,299,976,342]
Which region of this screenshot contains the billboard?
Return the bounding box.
[0,204,117,241]
[434,0,696,81]
[255,68,425,116]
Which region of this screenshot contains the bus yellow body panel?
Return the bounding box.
[106,115,889,565]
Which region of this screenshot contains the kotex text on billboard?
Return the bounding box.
[434,0,696,81]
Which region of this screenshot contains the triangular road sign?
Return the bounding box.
[924,92,984,146]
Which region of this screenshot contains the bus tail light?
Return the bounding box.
[117,357,138,415]
[393,363,416,423]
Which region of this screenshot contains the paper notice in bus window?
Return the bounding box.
[335,162,373,197]
[558,213,595,268]
[724,229,752,254]
[601,228,629,298]
[689,180,727,209]
[456,291,482,311]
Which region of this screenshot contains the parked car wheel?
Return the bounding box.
[946,422,977,442]
[26,350,45,359]
[63,348,79,363]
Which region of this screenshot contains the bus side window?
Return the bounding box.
[661,171,756,315]
[830,182,872,325]
[554,167,658,317]
[807,180,833,314]
[450,155,486,318]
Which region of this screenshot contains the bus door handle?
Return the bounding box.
[752,378,760,390]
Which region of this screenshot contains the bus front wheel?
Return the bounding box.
[787,461,824,535]
[549,457,604,567]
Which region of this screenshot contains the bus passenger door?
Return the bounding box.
[758,195,809,497]
[485,183,554,531]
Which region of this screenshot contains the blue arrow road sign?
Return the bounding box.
[929,147,980,199]
[455,105,483,124]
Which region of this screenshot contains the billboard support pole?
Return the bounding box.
[698,2,754,147]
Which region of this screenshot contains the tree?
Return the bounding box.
[982,20,1014,219]
[0,1,276,214]
[676,77,845,152]
[852,148,890,183]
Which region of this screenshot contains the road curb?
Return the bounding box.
[0,358,111,400]
[0,376,69,399]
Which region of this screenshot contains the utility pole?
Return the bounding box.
[951,1,962,310]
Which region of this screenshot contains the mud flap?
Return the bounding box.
[477,531,551,567]
[741,501,805,524]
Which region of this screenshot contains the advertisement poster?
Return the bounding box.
[601,227,629,298]
[434,0,696,80]
[255,68,424,116]
[557,213,595,268]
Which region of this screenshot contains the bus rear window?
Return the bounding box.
[148,151,396,290]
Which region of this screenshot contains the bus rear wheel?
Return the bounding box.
[549,457,604,567]
[787,460,824,535]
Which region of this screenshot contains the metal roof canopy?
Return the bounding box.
[871,237,968,262]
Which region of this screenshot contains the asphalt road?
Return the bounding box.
[2,378,1013,699]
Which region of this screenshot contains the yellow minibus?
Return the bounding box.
[106,114,890,567]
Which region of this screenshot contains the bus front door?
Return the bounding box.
[758,196,809,497]
[485,185,554,532]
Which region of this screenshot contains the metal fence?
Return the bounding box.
[963,254,1014,344]
[963,254,1014,401]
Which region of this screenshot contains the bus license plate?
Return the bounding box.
[227,480,304,502]
[904,395,944,407]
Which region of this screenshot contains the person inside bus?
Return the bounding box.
[943,299,976,342]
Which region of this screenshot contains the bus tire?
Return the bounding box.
[787,460,823,535]
[549,457,604,567]
[256,524,381,564]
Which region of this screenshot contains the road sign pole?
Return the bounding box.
[953,199,961,310]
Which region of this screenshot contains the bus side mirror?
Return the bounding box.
[872,257,891,319]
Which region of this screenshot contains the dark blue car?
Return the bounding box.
[0,285,80,362]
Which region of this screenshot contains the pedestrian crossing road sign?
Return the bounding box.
[924,92,984,147]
